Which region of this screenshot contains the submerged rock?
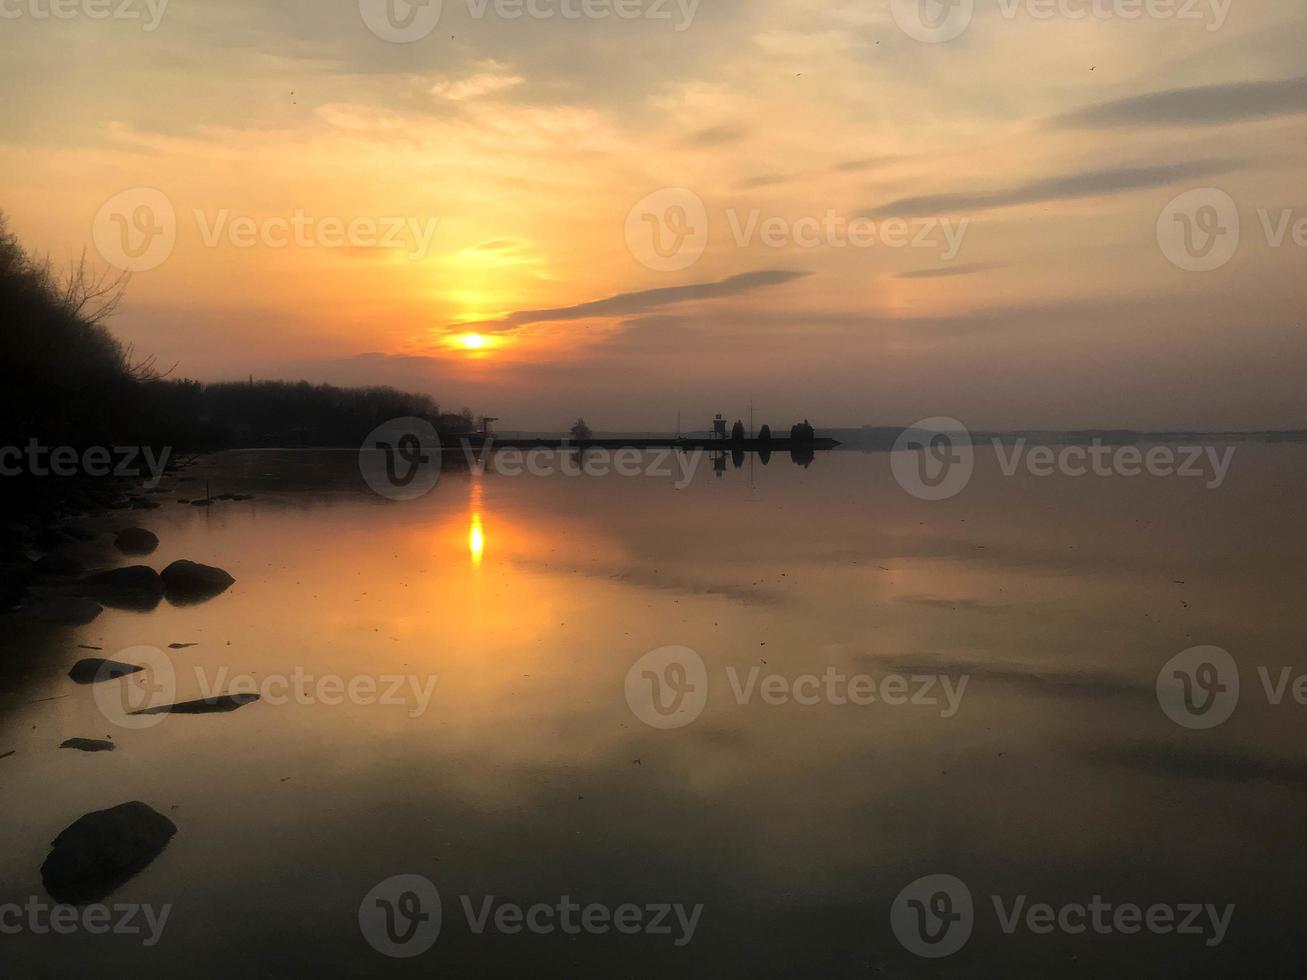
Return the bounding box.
[60,738,116,753]
[40,801,177,904]
[81,565,165,610]
[36,526,78,550]
[35,552,85,577]
[60,521,98,542]
[131,693,259,715]
[114,527,159,556]
[68,658,144,685]
[83,565,165,597]
[161,560,234,602]
[30,597,103,625]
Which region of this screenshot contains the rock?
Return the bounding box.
[29,597,103,625]
[0,520,34,548]
[60,521,97,541]
[60,738,116,753]
[36,526,78,550]
[35,552,85,577]
[0,551,35,606]
[81,566,165,607]
[161,560,234,602]
[132,693,258,715]
[68,658,144,685]
[114,527,159,556]
[40,801,177,904]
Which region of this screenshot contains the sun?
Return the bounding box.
[442,330,505,354]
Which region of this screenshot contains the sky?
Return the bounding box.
[2,0,1304,431]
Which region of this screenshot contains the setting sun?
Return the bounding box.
[460,333,487,350]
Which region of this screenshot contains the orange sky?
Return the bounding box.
[2,0,1304,430]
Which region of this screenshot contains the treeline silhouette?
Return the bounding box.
[1,213,473,498]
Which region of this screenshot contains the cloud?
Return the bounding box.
[895,262,1003,279]
[431,67,525,102]
[684,123,749,147]
[1054,75,1307,129]
[873,161,1236,216]
[466,270,810,332]
[1080,740,1307,787]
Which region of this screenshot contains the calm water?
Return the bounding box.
[2,445,1305,977]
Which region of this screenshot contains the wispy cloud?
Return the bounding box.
[873,161,1236,216]
[896,262,1003,279]
[684,123,749,147]
[461,270,810,333]
[431,65,525,102]
[1054,75,1307,129]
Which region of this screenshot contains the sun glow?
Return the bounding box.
[444,331,507,355]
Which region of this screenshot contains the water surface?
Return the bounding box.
[2,446,1304,976]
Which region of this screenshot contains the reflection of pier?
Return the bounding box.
[449,436,840,451]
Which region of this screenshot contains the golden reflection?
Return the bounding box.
[468,478,486,565]
[469,513,485,565]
